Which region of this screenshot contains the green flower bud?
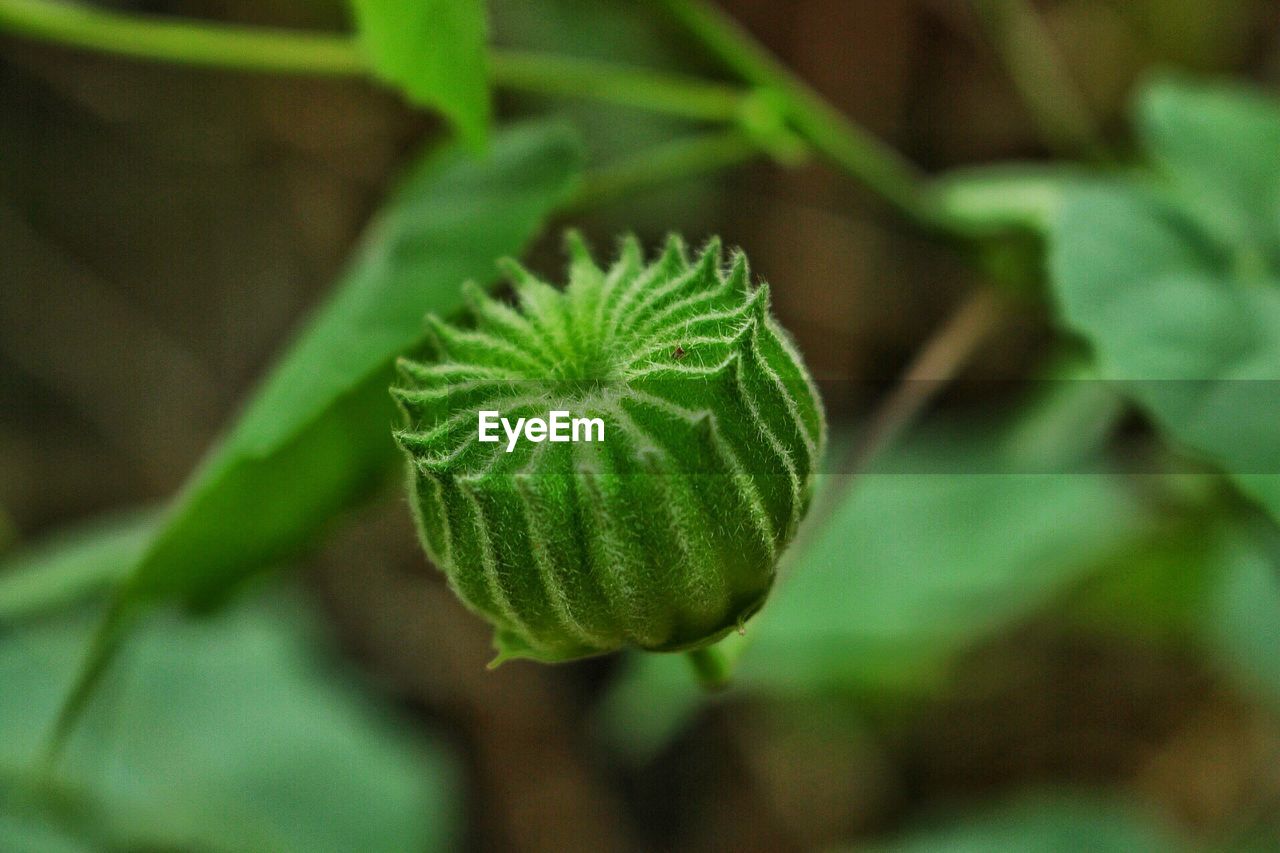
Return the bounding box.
[392,234,825,664]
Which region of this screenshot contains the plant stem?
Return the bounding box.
[571,129,764,210]
[43,595,138,763]
[0,0,952,226]
[660,0,936,227]
[685,644,732,691]
[969,0,1110,160]
[846,288,1005,474]
[492,51,744,121]
[0,0,366,74]
[0,0,748,122]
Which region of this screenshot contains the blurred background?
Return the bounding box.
[3,0,1280,850]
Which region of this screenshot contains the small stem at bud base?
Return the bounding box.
[685,644,732,691]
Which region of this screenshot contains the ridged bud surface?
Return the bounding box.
[393,235,826,663]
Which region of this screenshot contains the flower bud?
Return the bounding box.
[393,235,825,663]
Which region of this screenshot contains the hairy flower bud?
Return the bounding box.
[392,234,825,663]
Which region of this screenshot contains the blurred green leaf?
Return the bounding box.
[0,807,96,853]
[0,511,155,625]
[1139,77,1280,258]
[1201,521,1280,707]
[48,122,579,755]
[124,122,580,606]
[871,793,1181,852]
[350,0,490,147]
[595,638,707,762]
[0,591,458,852]
[601,383,1145,756]
[1049,79,1280,524]
[1064,512,1224,648]
[1060,506,1280,715]
[735,458,1142,695]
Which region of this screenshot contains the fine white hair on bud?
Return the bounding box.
[392,233,826,664]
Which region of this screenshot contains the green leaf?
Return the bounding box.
[1048,79,1280,523]
[35,123,575,738]
[1139,76,1280,261]
[1050,184,1280,521]
[0,511,155,625]
[600,383,1144,756]
[48,122,579,759]
[872,793,1181,852]
[127,122,580,605]
[350,0,491,147]
[1201,521,1280,707]
[1062,510,1280,712]
[47,121,581,753]
[0,591,459,852]
[0,803,96,853]
[1063,511,1226,648]
[735,459,1141,695]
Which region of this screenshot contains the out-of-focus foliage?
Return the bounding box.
[601,382,1147,757]
[43,122,581,758]
[1071,508,1280,706]
[1201,522,1280,708]
[927,165,1082,237]
[1064,509,1225,648]
[490,0,721,234]
[1050,79,1280,523]
[872,793,1180,852]
[349,0,491,146]
[0,809,91,853]
[1141,79,1280,252]
[117,122,581,608]
[738,384,1137,694]
[0,591,459,852]
[0,511,154,624]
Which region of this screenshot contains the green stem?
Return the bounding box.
[492,51,744,121]
[685,644,732,691]
[571,129,764,210]
[0,0,366,74]
[970,0,1110,160]
[1,0,956,229]
[0,0,748,122]
[43,595,138,763]
[660,0,936,227]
